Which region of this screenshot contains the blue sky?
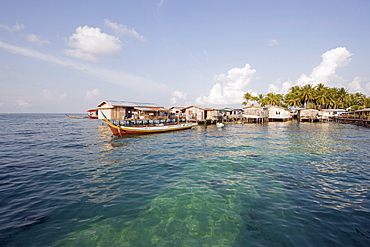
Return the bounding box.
[1,0,370,113]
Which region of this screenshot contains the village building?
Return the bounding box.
[243,106,266,118]
[355,108,370,119]
[319,109,346,121]
[267,106,292,121]
[334,108,370,127]
[182,106,219,123]
[183,106,230,123]
[203,108,223,122]
[97,100,169,121]
[299,109,320,122]
[242,106,267,122]
[183,106,207,121]
[222,108,244,120]
[169,107,186,121]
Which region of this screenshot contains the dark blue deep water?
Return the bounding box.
[0,114,369,246]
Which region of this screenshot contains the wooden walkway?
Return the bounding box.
[334,117,370,128]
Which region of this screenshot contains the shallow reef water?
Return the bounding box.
[0,114,369,246]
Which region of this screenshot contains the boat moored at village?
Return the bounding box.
[102,113,198,136]
[87,109,98,119]
[216,122,225,128]
[65,114,88,119]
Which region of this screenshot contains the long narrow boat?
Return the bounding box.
[102,113,198,136]
[65,114,88,119]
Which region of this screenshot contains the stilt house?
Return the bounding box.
[267,106,292,121]
[97,100,169,120]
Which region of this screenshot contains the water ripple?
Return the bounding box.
[0,115,369,246]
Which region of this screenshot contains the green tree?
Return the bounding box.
[257,94,267,107]
[284,86,302,108]
[314,83,331,109]
[242,92,258,106]
[242,84,369,110]
[265,93,283,106]
[300,84,315,107]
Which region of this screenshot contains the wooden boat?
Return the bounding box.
[65,114,88,119]
[87,109,98,119]
[102,113,198,136]
[216,122,224,128]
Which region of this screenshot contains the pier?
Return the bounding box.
[334,117,370,128]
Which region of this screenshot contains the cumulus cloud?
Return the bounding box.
[64,25,121,62]
[267,78,295,93]
[170,90,187,105]
[104,19,146,41]
[297,47,352,86]
[348,77,364,92]
[268,47,353,94]
[347,76,370,95]
[26,34,50,45]
[16,99,32,107]
[196,64,256,106]
[0,22,24,32]
[85,88,100,101]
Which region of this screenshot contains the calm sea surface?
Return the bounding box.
[0,114,369,246]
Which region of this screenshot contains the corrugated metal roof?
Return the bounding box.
[135,107,169,111]
[355,108,370,112]
[97,100,163,108]
[321,109,346,112]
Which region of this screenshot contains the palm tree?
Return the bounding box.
[365,97,370,108]
[331,88,348,109]
[257,94,267,107]
[300,84,315,108]
[354,92,367,109]
[315,83,326,92]
[242,92,258,106]
[284,86,302,108]
[314,84,330,109]
[265,93,283,106]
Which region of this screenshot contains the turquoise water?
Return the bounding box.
[0,114,369,246]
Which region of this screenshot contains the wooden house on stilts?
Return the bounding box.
[97,100,170,124]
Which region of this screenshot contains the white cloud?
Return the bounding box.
[85,89,100,101]
[348,77,370,95]
[297,47,352,87]
[0,40,82,66]
[104,19,146,41]
[0,22,24,32]
[170,90,187,105]
[366,82,370,93]
[0,40,167,94]
[63,49,97,62]
[348,77,363,92]
[26,34,50,45]
[40,89,66,101]
[269,39,278,46]
[63,25,121,62]
[269,47,353,94]
[11,90,66,110]
[196,64,256,106]
[268,78,294,93]
[16,99,32,107]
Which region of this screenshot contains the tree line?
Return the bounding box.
[243,83,370,110]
